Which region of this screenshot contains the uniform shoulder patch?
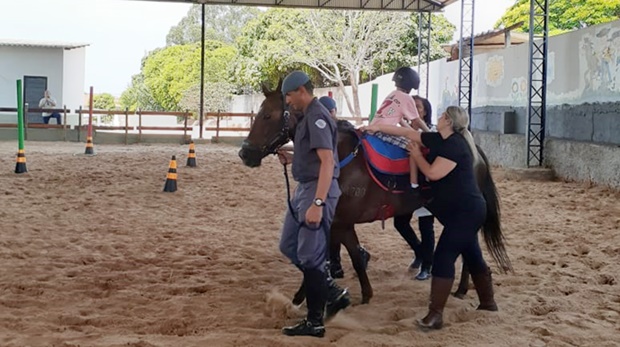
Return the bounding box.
[315,119,327,129]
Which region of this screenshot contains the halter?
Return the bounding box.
[261,94,292,155]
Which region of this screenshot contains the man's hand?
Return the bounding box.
[277,149,293,165]
[305,204,323,227]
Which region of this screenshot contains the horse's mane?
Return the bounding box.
[336,120,359,148]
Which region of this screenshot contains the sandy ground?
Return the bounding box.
[0,141,618,347]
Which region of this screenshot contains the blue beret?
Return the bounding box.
[282,71,310,94]
[319,96,336,111]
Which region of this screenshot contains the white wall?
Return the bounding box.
[63,47,86,111]
[0,46,63,107]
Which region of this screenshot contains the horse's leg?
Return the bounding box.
[329,229,344,278]
[341,224,373,304]
[453,261,470,299]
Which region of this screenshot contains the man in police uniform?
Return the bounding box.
[277,71,349,338]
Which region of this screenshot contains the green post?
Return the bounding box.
[368,83,378,123]
[15,79,27,173]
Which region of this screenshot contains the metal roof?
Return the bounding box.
[130,0,457,12]
[0,39,89,50]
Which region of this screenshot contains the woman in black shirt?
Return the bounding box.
[362,105,498,330]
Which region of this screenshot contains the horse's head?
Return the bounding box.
[239,80,297,167]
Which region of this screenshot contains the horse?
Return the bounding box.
[238,81,512,304]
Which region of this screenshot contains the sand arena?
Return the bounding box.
[0,141,618,347]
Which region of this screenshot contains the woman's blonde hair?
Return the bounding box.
[444,106,480,165]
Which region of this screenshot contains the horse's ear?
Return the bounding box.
[261,82,271,96]
[276,78,283,94]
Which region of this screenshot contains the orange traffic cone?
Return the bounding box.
[163,155,177,192]
[186,141,197,167]
[15,149,27,173]
[84,136,95,155]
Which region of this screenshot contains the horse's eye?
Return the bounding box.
[263,114,271,120]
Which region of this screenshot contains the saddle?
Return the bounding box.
[360,133,411,193]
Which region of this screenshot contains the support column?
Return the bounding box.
[526,0,550,167]
[458,0,475,122]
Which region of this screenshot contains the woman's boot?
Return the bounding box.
[471,270,498,311]
[417,277,454,330]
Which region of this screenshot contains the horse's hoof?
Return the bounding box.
[452,291,466,299]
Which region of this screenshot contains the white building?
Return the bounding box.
[0,38,88,124]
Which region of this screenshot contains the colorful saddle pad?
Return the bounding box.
[360,134,410,193]
[360,134,410,175]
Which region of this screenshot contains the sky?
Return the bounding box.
[1,0,515,96]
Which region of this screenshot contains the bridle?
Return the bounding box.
[259,94,294,156]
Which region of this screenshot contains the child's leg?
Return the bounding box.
[410,158,419,188]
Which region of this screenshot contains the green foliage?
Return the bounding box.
[119,72,163,112]
[93,93,116,110]
[139,42,237,111]
[496,0,620,35]
[166,5,260,45]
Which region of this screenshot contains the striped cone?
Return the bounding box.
[186,141,197,167]
[15,149,27,174]
[163,155,177,192]
[84,136,95,155]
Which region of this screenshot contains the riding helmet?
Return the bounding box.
[392,67,420,91]
[281,71,311,94]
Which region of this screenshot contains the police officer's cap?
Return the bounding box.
[282,71,311,94]
[318,96,337,111]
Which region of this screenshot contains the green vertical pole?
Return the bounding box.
[15,79,27,173]
[369,83,378,123]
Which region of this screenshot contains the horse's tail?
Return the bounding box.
[477,145,513,273]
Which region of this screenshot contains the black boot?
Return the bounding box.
[471,269,498,311]
[417,277,454,330]
[325,277,351,320]
[282,268,326,338]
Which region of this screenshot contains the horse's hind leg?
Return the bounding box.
[340,224,373,304]
[454,262,470,299]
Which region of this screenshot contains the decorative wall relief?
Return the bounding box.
[580,26,620,96]
[485,55,504,87]
[510,76,527,102]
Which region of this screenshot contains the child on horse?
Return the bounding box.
[370,67,430,190]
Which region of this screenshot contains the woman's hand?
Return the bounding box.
[407,141,423,159]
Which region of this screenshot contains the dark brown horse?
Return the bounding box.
[238,82,512,304]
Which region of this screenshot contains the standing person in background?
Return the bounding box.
[318,96,338,120]
[38,90,62,125]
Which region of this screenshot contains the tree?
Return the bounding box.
[235,9,423,123]
[166,4,260,45]
[93,93,117,123]
[496,0,620,35]
[93,93,116,110]
[119,72,163,112]
[179,81,235,115]
[140,41,237,111]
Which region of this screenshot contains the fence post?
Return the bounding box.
[183,109,189,143]
[124,107,129,145]
[23,103,29,140]
[63,105,67,141]
[77,106,82,142]
[215,110,221,143]
[250,110,254,128]
[138,108,142,144]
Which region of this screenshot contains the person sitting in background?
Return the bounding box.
[38,90,62,125]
